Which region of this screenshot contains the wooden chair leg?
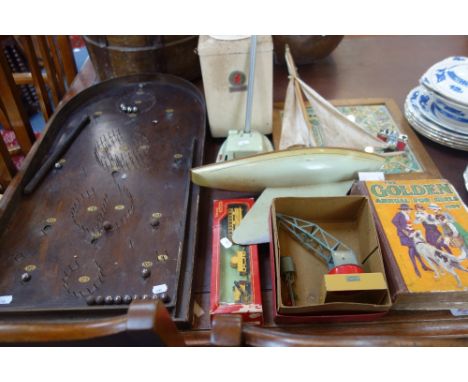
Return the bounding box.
[0,127,17,190]
[57,36,77,87]
[34,36,62,106]
[0,102,12,130]
[0,161,14,192]
[0,134,16,175]
[20,36,53,121]
[0,51,35,154]
[46,36,66,95]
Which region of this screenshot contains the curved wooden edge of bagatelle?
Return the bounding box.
[0,300,185,346]
[182,314,468,347]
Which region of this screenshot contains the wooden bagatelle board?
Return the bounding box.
[273,98,441,180]
[0,74,205,326]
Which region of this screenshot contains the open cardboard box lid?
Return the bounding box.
[270,196,392,321]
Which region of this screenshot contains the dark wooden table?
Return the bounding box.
[30,36,468,345]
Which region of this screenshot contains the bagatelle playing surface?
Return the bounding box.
[0,74,205,326]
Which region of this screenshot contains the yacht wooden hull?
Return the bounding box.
[191,148,385,192]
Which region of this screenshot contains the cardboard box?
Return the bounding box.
[321,273,388,304]
[270,196,391,323]
[210,198,263,324]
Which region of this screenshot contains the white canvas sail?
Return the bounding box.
[279,79,316,149]
[279,46,388,151]
[298,77,387,150]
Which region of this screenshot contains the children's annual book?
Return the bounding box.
[352,179,468,309]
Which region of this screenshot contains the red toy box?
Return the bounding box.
[210,198,263,324]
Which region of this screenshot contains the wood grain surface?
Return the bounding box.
[0,73,206,328]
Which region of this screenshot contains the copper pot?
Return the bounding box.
[84,35,201,81]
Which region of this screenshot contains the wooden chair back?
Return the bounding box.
[0,35,78,190]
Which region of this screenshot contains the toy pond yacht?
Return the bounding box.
[191,147,385,244]
[191,47,392,245]
[278,45,388,151]
[191,147,385,193]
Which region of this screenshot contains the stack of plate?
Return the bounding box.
[404,56,468,151]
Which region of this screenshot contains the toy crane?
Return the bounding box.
[276,214,364,275]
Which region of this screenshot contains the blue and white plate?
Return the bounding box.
[405,107,468,151]
[420,56,468,106]
[405,89,468,151]
[431,91,468,115]
[409,86,468,133]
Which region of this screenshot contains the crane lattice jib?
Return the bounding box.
[276,213,353,270]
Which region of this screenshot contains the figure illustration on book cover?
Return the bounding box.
[390,202,468,290]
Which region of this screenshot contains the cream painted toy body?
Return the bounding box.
[191,147,385,192]
[191,148,385,244]
[198,35,273,137]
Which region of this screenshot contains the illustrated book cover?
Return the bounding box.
[351,179,468,310]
